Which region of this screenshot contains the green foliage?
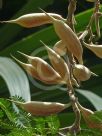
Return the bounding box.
[90,110,102,123]
[0,98,102,136]
[76,89,102,110]
[0,98,60,136]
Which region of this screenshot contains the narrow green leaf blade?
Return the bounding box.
[0,0,54,49]
[76,89,102,111]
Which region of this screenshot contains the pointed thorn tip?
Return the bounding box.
[40,40,47,47]
[39,8,55,22]
[17,51,30,60]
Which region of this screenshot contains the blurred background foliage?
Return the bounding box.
[0,0,102,117]
[0,0,95,50]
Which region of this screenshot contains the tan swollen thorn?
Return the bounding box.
[8,99,71,116]
[83,41,102,59]
[41,41,71,84]
[1,13,64,28]
[73,64,97,81]
[40,8,83,64]
[11,54,41,81]
[17,51,64,84]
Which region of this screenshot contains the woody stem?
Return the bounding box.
[59,84,81,134]
[64,50,81,134]
[86,0,100,42]
[57,0,81,134]
[65,0,81,134]
[68,86,81,134]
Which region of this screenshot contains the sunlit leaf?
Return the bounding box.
[76,89,102,111]
[0,57,30,101]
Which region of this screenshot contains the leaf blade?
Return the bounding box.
[76,89,102,111]
[0,57,30,101]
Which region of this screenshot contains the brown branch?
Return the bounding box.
[67,0,77,31]
[60,0,81,134]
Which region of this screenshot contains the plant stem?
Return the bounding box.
[62,51,81,135]
[66,0,77,65]
[60,0,81,134]
[87,0,100,29]
[67,0,77,31]
[86,0,100,42]
[58,132,66,136]
[67,84,81,134]
[59,0,82,134]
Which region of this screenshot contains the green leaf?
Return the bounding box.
[0,26,57,57]
[77,129,102,136]
[76,89,102,111]
[94,110,102,120]
[0,57,30,101]
[90,111,102,124]
[46,115,60,135]
[75,6,102,32]
[86,0,95,2]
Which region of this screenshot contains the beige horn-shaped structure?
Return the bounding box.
[0,13,64,28]
[83,41,102,59]
[8,99,71,116]
[11,53,63,84]
[39,8,83,64]
[41,41,72,86]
